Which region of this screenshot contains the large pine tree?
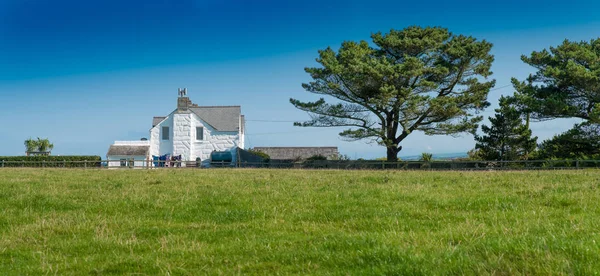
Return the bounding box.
[290,26,495,161]
[475,96,537,161]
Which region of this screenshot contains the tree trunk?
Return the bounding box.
[386,146,401,162]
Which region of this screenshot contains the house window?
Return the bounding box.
[196,127,204,140]
[120,159,127,167]
[162,126,169,140]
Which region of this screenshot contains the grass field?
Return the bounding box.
[0,168,599,275]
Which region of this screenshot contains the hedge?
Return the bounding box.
[0,156,102,168]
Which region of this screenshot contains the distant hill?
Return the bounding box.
[399,152,468,161]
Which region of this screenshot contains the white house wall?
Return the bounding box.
[107,155,149,168]
[149,111,241,165]
[173,112,193,161]
[149,127,159,156]
[150,115,174,157]
[238,129,245,149]
[238,116,245,149]
[190,112,239,164]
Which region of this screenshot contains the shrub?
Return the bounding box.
[247,149,270,162]
[420,153,433,168]
[330,153,351,161]
[0,156,102,168]
[306,155,327,161]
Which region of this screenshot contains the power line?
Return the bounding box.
[488,84,512,92]
[246,119,297,122]
[246,128,342,136]
[245,84,513,123]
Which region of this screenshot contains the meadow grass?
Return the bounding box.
[0,168,599,275]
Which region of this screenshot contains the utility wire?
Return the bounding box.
[245,84,513,123]
[246,128,342,136]
[488,84,512,92]
[246,119,297,122]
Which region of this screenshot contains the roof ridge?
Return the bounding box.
[254,147,338,149]
[190,105,241,108]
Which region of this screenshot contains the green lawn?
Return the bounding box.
[0,169,599,275]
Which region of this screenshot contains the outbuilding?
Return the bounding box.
[106,141,150,168]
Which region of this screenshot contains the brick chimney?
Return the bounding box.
[177,88,192,111]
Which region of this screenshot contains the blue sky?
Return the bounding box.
[0,0,599,159]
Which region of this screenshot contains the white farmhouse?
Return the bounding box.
[149,88,245,166]
[106,88,245,168]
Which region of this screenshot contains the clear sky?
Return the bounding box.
[1,0,599,159]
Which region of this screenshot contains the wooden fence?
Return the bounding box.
[1,159,600,170]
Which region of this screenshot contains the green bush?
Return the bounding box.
[247,149,270,163]
[306,155,327,161]
[0,156,102,168]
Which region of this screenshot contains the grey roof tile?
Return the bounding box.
[190,106,241,132]
[107,145,150,156]
[152,117,166,127]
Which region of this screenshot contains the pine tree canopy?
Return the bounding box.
[512,38,600,123]
[290,26,495,161]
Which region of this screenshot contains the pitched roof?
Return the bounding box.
[189,106,241,132]
[107,145,149,156]
[152,117,166,127]
[252,147,338,160]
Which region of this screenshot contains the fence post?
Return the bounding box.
[576,160,579,169]
[84,160,87,169]
[43,160,45,168]
[63,160,66,168]
[1,160,3,168]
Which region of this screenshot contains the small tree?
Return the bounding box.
[466,148,484,161]
[24,138,37,154]
[419,152,433,162]
[36,138,54,153]
[24,137,54,156]
[475,96,537,161]
[419,152,433,168]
